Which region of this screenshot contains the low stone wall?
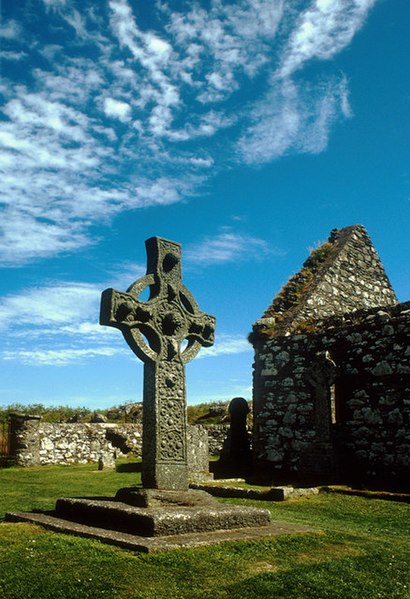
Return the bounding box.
[9,415,213,480]
[9,416,142,468]
[252,302,410,488]
[204,424,230,455]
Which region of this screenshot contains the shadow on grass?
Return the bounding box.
[210,458,253,480]
[116,461,142,473]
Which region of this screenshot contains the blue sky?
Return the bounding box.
[0,0,409,410]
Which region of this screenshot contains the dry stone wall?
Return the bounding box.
[204,424,231,455]
[10,418,142,468]
[9,418,214,480]
[252,302,410,489]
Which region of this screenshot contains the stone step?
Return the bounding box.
[5,510,317,553]
[55,496,271,537]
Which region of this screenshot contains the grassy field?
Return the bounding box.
[0,462,409,599]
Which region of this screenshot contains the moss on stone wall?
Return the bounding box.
[252,225,397,342]
[265,242,335,319]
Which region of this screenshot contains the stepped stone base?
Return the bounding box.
[5,510,316,553]
[54,492,270,537]
[5,488,317,551]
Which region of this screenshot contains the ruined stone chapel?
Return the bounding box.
[250,225,409,490]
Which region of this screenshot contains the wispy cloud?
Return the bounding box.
[0,19,21,39]
[103,97,132,122]
[3,347,126,367]
[0,282,101,329]
[185,231,282,266]
[3,334,252,366]
[238,76,352,164]
[278,0,376,78]
[0,0,376,265]
[0,279,126,366]
[0,254,255,365]
[199,334,252,359]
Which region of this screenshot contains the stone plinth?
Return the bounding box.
[54,494,271,537]
[114,487,218,508]
[6,510,316,553]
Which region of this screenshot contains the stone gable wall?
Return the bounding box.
[257,225,397,337]
[252,302,410,488]
[299,225,397,321]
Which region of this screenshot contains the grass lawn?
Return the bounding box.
[0,462,409,599]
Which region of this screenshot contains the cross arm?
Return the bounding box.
[100,287,159,362]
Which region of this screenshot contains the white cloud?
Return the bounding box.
[0,277,252,366]
[42,0,69,10]
[0,0,376,265]
[3,333,251,365]
[238,75,352,164]
[185,231,276,266]
[109,0,180,136]
[0,209,89,266]
[199,334,252,359]
[0,20,21,39]
[1,51,27,61]
[103,97,132,122]
[3,347,126,367]
[0,259,152,338]
[0,283,101,330]
[278,0,377,78]
[0,278,132,366]
[238,79,300,163]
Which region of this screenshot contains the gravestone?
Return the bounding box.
[100,236,216,491]
[228,397,252,460]
[217,397,252,478]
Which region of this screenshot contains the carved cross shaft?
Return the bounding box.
[100,237,215,490]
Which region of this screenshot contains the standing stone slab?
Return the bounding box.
[100,237,216,491]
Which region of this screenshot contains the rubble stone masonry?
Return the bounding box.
[252,302,410,488]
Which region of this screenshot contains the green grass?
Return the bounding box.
[0,463,409,599]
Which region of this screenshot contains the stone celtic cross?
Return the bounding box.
[100,237,216,491]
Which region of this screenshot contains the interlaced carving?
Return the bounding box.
[100,237,216,490]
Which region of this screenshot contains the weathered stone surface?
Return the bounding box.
[100,237,215,491]
[8,414,41,467]
[9,419,214,479]
[251,225,409,490]
[187,425,213,480]
[54,497,271,537]
[5,511,316,553]
[115,487,218,508]
[8,420,142,468]
[190,483,320,501]
[252,300,410,487]
[205,425,231,455]
[256,224,397,337]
